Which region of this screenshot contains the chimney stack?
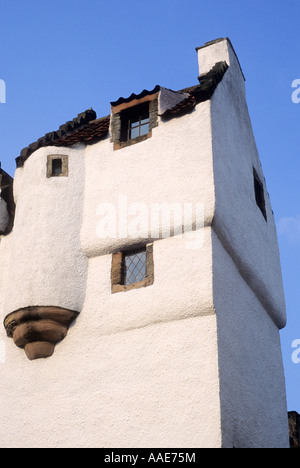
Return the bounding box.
[196,37,245,83]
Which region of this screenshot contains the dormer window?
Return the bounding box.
[47,154,69,178]
[121,103,150,141]
[110,87,159,150]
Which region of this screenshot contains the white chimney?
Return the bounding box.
[196,37,245,81]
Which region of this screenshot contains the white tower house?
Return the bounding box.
[0,38,288,448]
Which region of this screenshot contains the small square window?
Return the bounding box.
[111,244,154,293]
[47,154,68,178]
[253,168,267,221]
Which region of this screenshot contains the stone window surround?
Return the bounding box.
[111,243,154,293]
[111,93,158,151]
[46,154,69,178]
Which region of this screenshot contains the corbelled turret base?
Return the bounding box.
[4,306,79,360]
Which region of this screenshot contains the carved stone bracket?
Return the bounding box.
[3,306,79,360]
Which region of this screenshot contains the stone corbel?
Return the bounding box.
[4,306,79,360]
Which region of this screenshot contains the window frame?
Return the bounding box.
[111,244,154,293]
[111,93,158,150]
[46,154,69,178]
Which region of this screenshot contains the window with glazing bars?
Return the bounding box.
[121,103,150,141]
[111,244,154,293]
[122,248,147,285]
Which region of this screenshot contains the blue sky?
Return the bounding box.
[1,0,300,413]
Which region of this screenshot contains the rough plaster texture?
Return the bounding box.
[81,99,214,257]
[82,232,214,336]
[0,104,220,447]
[0,38,288,448]
[0,313,221,448]
[208,40,286,330]
[197,37,244,80]
[203,38,288,447]
[212,230,289,448]
[0,235,11,314]
[3,145,88,315]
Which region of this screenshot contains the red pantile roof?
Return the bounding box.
[15,61,229,168]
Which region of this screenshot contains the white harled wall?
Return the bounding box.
[199,38,289,447]
[0,98,223,448]
[3,145,88,316]
[213,230,288,448]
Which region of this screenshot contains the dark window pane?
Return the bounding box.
[253,169,267,221]
[52,159,62,176]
